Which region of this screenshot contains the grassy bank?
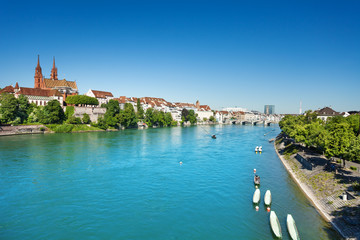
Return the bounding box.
[46,124,104,133]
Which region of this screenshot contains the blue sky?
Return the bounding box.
[0,0,359,113]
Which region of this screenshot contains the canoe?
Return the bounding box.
[287,214,300,240]
[270,211,282,238]
[253,188,260,204]
[264,190,271,205]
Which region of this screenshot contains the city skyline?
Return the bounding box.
[0,1,359,113]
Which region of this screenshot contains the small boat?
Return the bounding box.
[254,175,260,185]
[255,146,259,152]
[253,188,260,204]
[264,190,271,205]
[270,211,282,238]
[258,146,262,152]
[287,214,300,240]
[211,135,216,139]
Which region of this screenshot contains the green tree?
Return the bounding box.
[164,112,173,126]
[42,100,65,124]
[17,95,30,122]
[117,103,137,128]
[145,108,155,127]
[137,98,144,120]
[104,99,120,127]
[181,108,189,122]
[82,113,91,124]
[324,122,354,159]
[209,116,216,122]
[0,93,18,124]
[187,110,197,124]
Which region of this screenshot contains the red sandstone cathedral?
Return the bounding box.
[34,55,78,99]
[0,56,78,106]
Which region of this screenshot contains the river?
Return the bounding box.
[0,125,340,239]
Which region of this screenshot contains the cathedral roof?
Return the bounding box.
[17,87,62,97]
[43,78,78,90]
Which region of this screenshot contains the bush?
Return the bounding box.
[350,166,358,171]
[39,127,45,131]
[96,117,108,130]
[65,106,75,119]
[353,182,360,191]
[66,95,99,106]
[283,143,299,156]
[54,124,74,133]
[66,116,82,124]
[82,113,91,124]
[10,117,21,125]
[171,120,178,126]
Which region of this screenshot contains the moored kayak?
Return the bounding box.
[287,214,300,240]
[270,211,282,238]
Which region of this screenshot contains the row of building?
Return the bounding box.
[0,56,219,122]
[0,56,286,124]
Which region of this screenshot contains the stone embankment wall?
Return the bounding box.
[71,107,106,122]
[0,125,45,136]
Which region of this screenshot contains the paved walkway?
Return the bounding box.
[275,139,360,240]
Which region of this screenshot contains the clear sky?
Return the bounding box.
[0,0,359,113]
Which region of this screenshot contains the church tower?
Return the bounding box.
[34,55,43,88]
[50,57,58,80]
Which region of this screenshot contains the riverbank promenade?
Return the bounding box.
[275,135,360,239]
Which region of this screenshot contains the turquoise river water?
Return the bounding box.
[0,125,341,239]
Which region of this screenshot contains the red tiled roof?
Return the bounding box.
[17,87,62,97]
[0,85,15,94]
[91,90,113,98]
[199,105,211,111]
[174,102,196,108]
[140,97,173,108]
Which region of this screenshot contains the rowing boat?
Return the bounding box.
[287,214,300,240]
[270,211,282,238]
[253,188,260,204]
[264,190,271,205]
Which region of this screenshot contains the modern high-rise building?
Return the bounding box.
[264,105,275,114]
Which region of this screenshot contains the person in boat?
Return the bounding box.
[254,175,260,184]
[212,135,216,139]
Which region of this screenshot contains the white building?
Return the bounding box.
[85,89,114,105]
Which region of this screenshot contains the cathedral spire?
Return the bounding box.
[50,56,58,80]
[34,55,43,88]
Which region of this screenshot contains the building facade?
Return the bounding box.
[264,105,275,114]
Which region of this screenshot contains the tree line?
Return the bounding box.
[279,111,360,162]
[0,94,206,130]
